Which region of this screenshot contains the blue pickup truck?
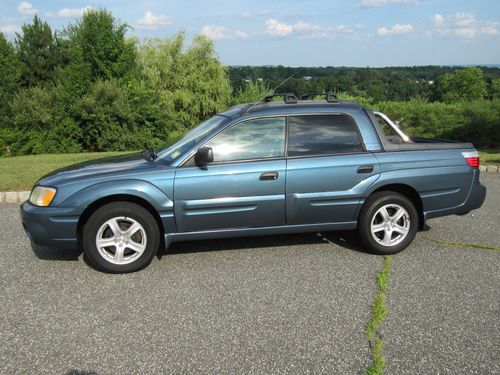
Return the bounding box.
[21,94,486,273]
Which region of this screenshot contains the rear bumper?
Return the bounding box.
[20,202,81,249]
[423,171,486,221]
[459,178,486,213]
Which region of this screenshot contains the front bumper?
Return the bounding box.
[20,202,82,249]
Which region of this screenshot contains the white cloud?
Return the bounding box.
[234,30,248,39]
[294,21,322,32]
[432,12,497,39]
[300,24,356,39]
[360,0,418,7]
[201,25,227,40]
[265,18,355,39]
[136,11,172,29]
[241,10,271,20]
[432,14,444,26]
[482,22,499,36]
[265,18,293,37]
[450,12,475,27]
[48,6,93,18]
[0,24,21,33]
[376,23,414,36]
[17,1,37,15]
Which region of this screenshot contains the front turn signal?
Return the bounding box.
[29,186,57,207]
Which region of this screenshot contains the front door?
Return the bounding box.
[174,117,287,233]
[285,114,380,225]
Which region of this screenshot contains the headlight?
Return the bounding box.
[29,186,57,207]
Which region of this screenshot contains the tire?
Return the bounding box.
[83,202,160,273]
[358,191,418,255]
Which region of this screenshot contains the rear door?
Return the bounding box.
[174,117,287,232]
[285,114,380,225]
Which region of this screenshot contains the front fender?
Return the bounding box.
[60,179,175,234]
[60,179,173,210]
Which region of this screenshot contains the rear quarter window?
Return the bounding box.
[287,114,363,157]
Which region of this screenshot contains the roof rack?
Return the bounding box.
[300,92,338,103]
[264,92,298,104]
[244,91,346,114]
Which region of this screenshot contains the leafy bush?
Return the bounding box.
[230,80,270,105]
[434,67,487,103]
[374,99,500,147]
[8,86,82,154]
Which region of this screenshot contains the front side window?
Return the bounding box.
[205,117,286,162]
[287,114,363,157]
[159,115,227,163]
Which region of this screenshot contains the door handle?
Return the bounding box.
[357,165,374,174]
[260,172,279,181]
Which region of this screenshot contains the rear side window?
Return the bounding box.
[287,115,363,157]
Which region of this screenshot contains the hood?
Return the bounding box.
[36,152,158,187]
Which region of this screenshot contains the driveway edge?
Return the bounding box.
[0,191,30,203]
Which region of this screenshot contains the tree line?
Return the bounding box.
[230,65,500,103]
[0,9,499,156]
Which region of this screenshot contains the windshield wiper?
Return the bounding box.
[142,147,158,161]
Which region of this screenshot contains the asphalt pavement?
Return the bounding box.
[0,174,498,374]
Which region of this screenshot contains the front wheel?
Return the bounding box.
[358,192,418,255]
[83,202,160,273]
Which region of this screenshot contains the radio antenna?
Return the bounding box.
[244,73,295,113]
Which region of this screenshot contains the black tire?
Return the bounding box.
[358,191,418,255]
[83,202,160,273]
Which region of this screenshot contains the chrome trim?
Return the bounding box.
[373,111,411,143]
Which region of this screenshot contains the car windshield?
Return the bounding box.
[158,115,227,163]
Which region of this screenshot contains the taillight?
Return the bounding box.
[462,151,480,168]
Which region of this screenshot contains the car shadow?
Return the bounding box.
[164,230,371,257]
[31,243,83,261]
[30,230,372,263]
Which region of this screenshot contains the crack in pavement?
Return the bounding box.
[365,255,392,375]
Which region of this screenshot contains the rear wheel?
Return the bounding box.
[358,192,418,255]
[83,202,160,273]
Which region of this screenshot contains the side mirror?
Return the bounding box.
[195,147,214,166]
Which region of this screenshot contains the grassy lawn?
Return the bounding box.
[0,152,131,191]
[1,148,498,192]
[478,149,500,166]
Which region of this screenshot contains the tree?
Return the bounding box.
[436,67,487,103]
[0,33,20,117]
[139,32,231,134]
[231,80,270,105]
[492,78,500,99]
[0,32,21,155]
[15,15,63,87]
[64,8,137,84]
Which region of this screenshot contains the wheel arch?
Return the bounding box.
[362,183,425,229]
[77,194,165,248]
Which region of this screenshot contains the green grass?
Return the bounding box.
[478,149,500,166]
[436,240,500,252]
[0,152,131,191]
[365,255,392,375]
[366,338,385,375]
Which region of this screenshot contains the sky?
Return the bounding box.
[1,0,499,67]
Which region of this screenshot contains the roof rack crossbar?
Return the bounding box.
[300,92,338,103]
[264,92,298,104]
